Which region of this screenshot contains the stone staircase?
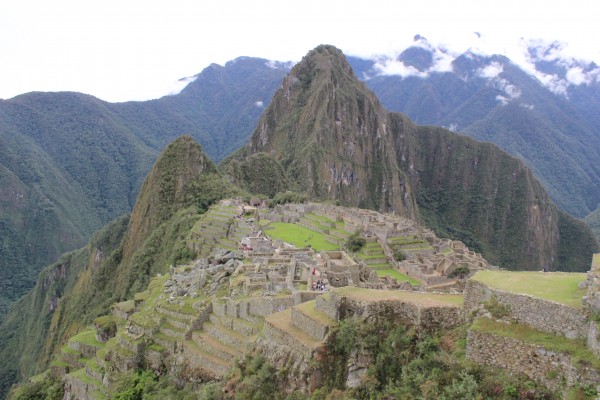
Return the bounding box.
[357,240,391,268]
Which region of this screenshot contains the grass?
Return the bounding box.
[263,222,339,251]
[471,270,587,308]
[375,269,421,286]
[294,300,337,326]
[70,329,102,347]
[114,300,135,313]
[306,213,335,224]
[471,317,600,370]
[333,286,464,307]
[266,309,320,347]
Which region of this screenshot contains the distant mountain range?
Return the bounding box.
[0,44,597,399]
[1,40,599,319]
[346,37,600,219]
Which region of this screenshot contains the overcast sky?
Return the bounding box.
[2,0,599,102]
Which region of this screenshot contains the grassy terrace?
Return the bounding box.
[333,286,463,307]
[375,269,421,286]
[471,317,600,370]
[471,270,587,308]
[263,222,339,251]
[69,329,102,347]
[295,300,337,326]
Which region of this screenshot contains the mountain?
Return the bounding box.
[0,93,157,318]
[227,45,598,271]
[0,136,241,398]
[0,58,288,320]
[347,38,600,218]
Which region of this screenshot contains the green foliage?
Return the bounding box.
[10,373,64,400]
[314,317,557,399]
[556,211,599,272]
[448,265,470,279]
[114,369,158,400]
[393,249,406,262]
[233,354,279,400]
[483,296,511,319]
[346,232,366,253]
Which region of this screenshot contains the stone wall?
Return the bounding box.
[467,328,600,391]
[291,308,329,341]
[588,321,600,358]
[464,280,589,339]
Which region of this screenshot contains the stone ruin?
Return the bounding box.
[260,202,494,292]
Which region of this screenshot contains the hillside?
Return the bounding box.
[7,199,600,399]
[347,42,600,218]
[227,45,598,271]
[0,58,288,319]
[0,136,242,398]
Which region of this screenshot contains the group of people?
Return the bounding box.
[312,280,327,291]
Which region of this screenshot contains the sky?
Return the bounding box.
[1,0,599,102]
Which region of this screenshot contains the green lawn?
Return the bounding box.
[375,269,421,286]
[471,317,600,369]
[70,329,102,347]
[263,222,339,251]
[471,270,587,308]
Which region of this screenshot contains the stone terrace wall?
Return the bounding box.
[584,254,600,313]
[337,296,463,334]
[464,280,589,339]
[467,329,600,391]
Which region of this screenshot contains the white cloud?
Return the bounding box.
[167,75,197,96]
[476,61,521,103]
[520,103,534,110]
[496,95,509,106]
[2,0,600,101]
[373,58,429,78]
[478,62,503,79]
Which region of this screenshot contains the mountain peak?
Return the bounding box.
[122,135,216,261]
[292,44,354,78]
[238,45,419,218]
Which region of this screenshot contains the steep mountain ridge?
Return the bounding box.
[230,45,597,271]
[227,46,418,219]
[0,58,287,319]
[348,46,600,217]
[0,136,243,398]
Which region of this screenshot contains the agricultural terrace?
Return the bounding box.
[262,222,340,251]
[471,270,587,308]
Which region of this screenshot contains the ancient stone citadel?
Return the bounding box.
[41,201,599,399]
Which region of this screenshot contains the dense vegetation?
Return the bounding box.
[0,58,287,320]
[0,136,243,399]
[76,318,564,399]
[348,50,600,218]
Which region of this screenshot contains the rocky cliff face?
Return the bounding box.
[230,45,597,271]
[237,45,419,219]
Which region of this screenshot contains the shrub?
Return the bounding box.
[448,265,470,279]
[393,249,406,262]
[483,296,511,319]
[346,232,366,253]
